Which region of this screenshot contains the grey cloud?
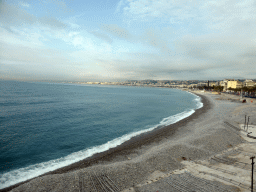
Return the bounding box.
[101,24,132,40]
[90,31,113,44]
[0,2,66,29]
[142,29,172,54]
[0,42,81,81]
[0,2,35,25]
[126,52,160,61]
[134,62,216,75]
[238,47,256,58]
[175,34,256,64]
[99,47,255,80]
[0,42,69,65]
[38,16,67,29]
[1,26,19,35]
[131,65,238,80]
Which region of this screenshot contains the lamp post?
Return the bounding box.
[247,116,250,132]
[245,115,247,130]
[250,156,255,192]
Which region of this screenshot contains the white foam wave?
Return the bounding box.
[194,96,203,109]
[186,91,204,109]
[0,109,196,189]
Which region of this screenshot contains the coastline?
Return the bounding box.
[44,93,209,174]
[4,91,254,191]
[1,92,210,192]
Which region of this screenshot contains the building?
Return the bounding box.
[220,80,227,91]
[243,80,256,87]
[209,82,217,87]
[227,80,243,89]
[214,81,220,86]
[220,79,234,91]
[197,82,208,87]
[188,84,198,88]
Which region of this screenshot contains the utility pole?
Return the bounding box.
[250,156,255,192]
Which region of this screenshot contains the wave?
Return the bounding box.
[194,95,203,109]
[0,94,203,189]
[186,91,204,109]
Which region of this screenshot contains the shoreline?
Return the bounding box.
[1,93,210,192]
[43,93,210,174]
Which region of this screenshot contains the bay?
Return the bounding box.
[0,80,202,189]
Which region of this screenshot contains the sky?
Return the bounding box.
[1,0,256,81]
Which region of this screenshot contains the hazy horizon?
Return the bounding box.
[1,0,256,81]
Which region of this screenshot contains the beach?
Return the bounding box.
[2,91,256,192]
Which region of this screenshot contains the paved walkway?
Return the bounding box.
[122,122,256,192]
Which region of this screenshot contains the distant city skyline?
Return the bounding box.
[1,0,256,81]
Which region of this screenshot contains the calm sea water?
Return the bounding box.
[0,81,202,189]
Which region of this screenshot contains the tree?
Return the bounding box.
[214,85,224,92]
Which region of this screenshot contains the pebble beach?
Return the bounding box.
[2,91,256,192]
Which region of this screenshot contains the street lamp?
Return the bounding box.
[250,156,255,192]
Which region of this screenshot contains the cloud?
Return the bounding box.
[90,31,113,44]
[176,33,256,62]
[0,40,93,81]
[0,2,67,29]
[115,0,125,14]
[142,29,172,54]
[39,16,67,29]
[171,33,256,79]
[123,0,256,33]
[1,0,256,81]
[88,25,256,80]
[239,48,256,58]
[101,28,256,80]
[0,41,68,65]
[101,24,132,40]
[111,59,244,80]
[40,0,72,13]
[123,0,200,23]
[19,2,30,7]
[63,14,85,29]
[99,25,172,54]
[0,26,46,48]
[0,2,35,26]
[0,30,114,81]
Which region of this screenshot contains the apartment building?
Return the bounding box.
[243,80,256,87]
[227,80,243,89]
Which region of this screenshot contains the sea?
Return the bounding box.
[0,80,203,189]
